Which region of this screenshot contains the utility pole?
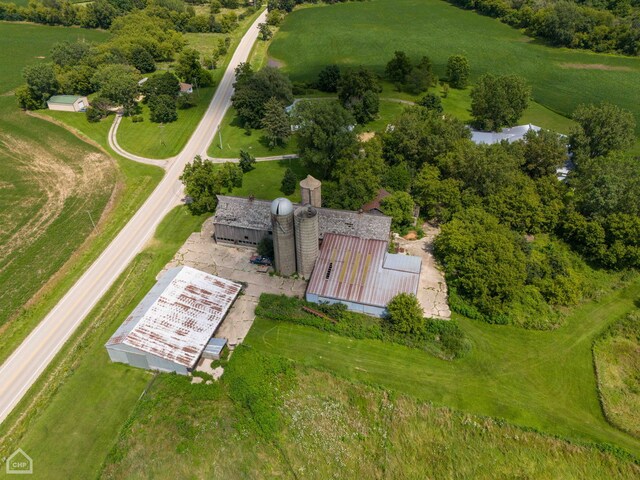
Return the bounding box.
[219,127,223,150]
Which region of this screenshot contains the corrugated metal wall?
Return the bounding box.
[214,224,270,247]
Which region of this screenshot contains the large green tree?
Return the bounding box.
[92,63,139,113]
[232,65,293,128]
[180,156,221,215]
[294,100,358,178]
[20,63,59,108]
[412,164,463,224]
[316,65,341,93]
[381,191,415,230]
[446,54,470,89]
[569,102,636,160]
[470,74,530,131]
[337,67,380,124]
[142,72,180,101]
[262,97,290,147]
[384,293,425,336]
[385,50,413,84]
[521,129,567,178]
[148,94,178,123]
[175,48,213,86]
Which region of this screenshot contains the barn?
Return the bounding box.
[105,266,241,375]
[46,95,89,112]
[306,234,422,317]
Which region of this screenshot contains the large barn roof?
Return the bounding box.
[213,195,391,241]
[307,234,421,309]
[106,266,241,368]
[469,124,541,145]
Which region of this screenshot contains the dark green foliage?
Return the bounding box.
[323,137,384,210]
[180,155,221,215]
[232,65,294,129]
[337,67,380,123]
[403,55,433,95]
[261,97,290,147]
[383,163,413,192]
[50,41,91,68]
[385,50,413,84]
[521,129,567,178]
[569,103,636,160]
[258,22,272,41]
[85,106,102,123]
[255,293,469,359]
[294,100,358,178]
[471,74,531,130]
[384,293,424,336]
[142,72,180,101]
[176,93,197,109]
[148,94,178,123]
[257,237,274,258]
[315,64,341,93]
[280,167,297,195]
[380,191,414,230]
[413,163,463,224]
[224,345,295,439]
[92,63,139,113]
[57,65,94,96]
[238,150,256,172]
[382,107,470,172]
[418,93,443,113]
[435,208,528,319]
[216,162,244,192]
[21,63,58,109]
[129,45,156,74]
[572,153,640,218]
[175,48,213,86]
[446,54,470,88]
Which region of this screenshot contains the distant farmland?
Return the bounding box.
[269,0,640,133]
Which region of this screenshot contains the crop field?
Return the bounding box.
[247,273,640,457]
[0,23,115,335]
[99,350,639,479]
[0,207,205,480]
[269,0,640,134]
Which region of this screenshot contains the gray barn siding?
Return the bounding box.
[305,294,386,318]
[107,343,189,375]
[214,224,270,247]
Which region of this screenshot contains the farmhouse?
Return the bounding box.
[306,234,421,317]
[469,124,541,145]
[105,266,241,375]
[46,95,89,112]
[179,82,193,94]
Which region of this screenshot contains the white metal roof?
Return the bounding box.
[470,124,541,145]
[106,266,241,368]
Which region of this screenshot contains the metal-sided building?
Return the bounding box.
[105,266,241,375]
[306,234,422,317]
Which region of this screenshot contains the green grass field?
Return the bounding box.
[246,272,640,457]
[215,157,304,201]
[269,0,640,134]
[0,207,206,480]
[115,8,264,159]
[100,353,640,479]
[594,313,640,439]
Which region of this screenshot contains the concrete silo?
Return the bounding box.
[300,175,322,208]
[294,205,319,278]
[270,198,296,276]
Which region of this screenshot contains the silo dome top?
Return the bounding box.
[300,175,321,189]
[271,197,294,216]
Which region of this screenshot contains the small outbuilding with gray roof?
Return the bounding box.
[105,266,241,375]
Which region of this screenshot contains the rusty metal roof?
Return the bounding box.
[306,234,421,309]
[213,195,391,241]
[106,266,241,368]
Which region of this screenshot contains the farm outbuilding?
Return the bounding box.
[306,234,422,317]
[46,95,89,112]
[105,266,241,375]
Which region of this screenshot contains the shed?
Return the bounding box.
[47,95,89,112]
[179,82,193,94]
[202,337,227,360]
[105,266,241,375]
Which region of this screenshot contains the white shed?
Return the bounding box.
[46,95,89,112]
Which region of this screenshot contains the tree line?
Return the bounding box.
[448,0,640,56]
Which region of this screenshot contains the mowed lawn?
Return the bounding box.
[246,274,640,457]
[0,207,206,480]
[269,0,640,133]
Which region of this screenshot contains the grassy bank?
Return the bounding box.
[101,348,640,479]
[0,207,206,479]
[246,272,640,457]
[269,0,640,135]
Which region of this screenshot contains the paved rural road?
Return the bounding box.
[0,9,267,425]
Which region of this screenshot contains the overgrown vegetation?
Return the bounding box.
[594,311,640,438]
[255,293,469,359]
